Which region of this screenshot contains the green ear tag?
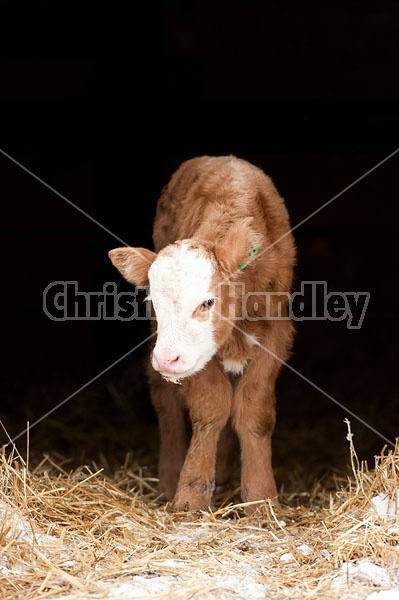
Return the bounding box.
[239,241,259,270]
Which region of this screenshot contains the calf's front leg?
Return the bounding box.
[232,354,281,514]
[172,362,232,512]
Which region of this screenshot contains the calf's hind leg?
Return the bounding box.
[215,421,238,496]
[148,371,188,502]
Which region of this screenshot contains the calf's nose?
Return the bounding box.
[152,350,181,373]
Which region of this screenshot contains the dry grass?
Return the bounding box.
[0,419,399,600]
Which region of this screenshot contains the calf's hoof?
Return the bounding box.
[170,486,213,513]
[157,469,183,503]
[214,481,231,498]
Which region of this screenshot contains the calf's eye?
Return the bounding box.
[200,298,214,311]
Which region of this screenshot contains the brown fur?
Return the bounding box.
[109,155,296,514]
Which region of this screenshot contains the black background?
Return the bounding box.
[1,1,398,488]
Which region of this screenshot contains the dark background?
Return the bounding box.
[1,1,398,491]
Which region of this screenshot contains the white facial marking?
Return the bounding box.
[222,359,248,376]
[148,241,217,381]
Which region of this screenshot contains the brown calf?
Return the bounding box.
[109,155,296,513]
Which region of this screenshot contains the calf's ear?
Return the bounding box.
[213,218,263,274]
[108,247,156,287]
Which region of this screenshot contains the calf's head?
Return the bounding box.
[109,222,261,383]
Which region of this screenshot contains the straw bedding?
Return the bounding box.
[1,420,398,600]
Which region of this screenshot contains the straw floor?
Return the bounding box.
[1,419,399,600]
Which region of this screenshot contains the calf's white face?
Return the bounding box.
[109,221,256,383]
[148,242,217,383]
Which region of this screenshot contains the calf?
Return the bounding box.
[109,155,296,513]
